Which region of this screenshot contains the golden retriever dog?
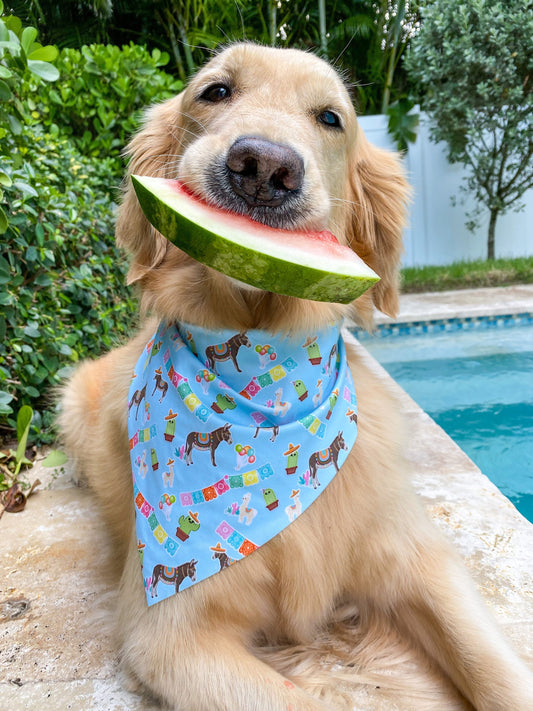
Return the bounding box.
[60,44,533,710]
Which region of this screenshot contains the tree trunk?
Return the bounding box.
[270,0,277,46]
[167,21,186,82]
[381,51,394,114]
[177,24,195,76]
[487,208,498,260]
[318,0,328,57]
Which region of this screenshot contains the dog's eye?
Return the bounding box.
[318,110,342,129]
[200,84,232,103]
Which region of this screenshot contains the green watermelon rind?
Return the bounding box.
[131,175,380,304]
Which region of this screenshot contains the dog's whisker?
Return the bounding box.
[331,196,380,234]
[169,124,202,143]
[144,159,181,179]
[330,196,366,209]
[148,155,181,168]
[176,111,208,135]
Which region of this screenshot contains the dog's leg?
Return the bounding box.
[118,557,329,711]
[391,540,533,710]
[124,629,329,711]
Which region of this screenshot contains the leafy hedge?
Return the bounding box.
[0,4,182,441]
[1,130,134,438]
[40,43,181,166]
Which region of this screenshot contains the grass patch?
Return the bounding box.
[401,257,533,293]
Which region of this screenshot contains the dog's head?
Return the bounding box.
[117,43,409,331]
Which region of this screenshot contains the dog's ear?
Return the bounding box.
[345,129,410,321]
[116,94,184,285]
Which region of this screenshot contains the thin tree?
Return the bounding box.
[406,0,533,259]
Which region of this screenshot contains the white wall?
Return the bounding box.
[358,113,533,268]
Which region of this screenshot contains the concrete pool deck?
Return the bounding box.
[375,283,533,324]
[1,285,533,710]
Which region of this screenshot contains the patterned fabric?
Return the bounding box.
[128,321,358,606]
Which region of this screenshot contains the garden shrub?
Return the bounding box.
[0,6,183,441]
[0,4,59,233]
[1,127,136,439]
[40,43,182,167]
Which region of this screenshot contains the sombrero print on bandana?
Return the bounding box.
[128,321,358,606]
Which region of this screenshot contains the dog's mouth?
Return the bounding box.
[203,137,315,231]
[206,168,305,230]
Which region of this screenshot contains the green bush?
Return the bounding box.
[40,43,182,165]
[1,125,137,439]
[0,6,183,441]
[0,3,60,233]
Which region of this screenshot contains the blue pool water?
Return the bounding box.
[357,318,533,523]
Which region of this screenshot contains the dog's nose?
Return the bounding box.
[226,136,304,207]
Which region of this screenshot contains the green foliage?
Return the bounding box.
[0,2,59,232]
[12,0,420,146]
[13,404,32,477]
[386,97,419,152]
[1,126,137,440]
[39,43,182,166]
[0,405,34,488]
[0,8,182,442]
[401,256,533,293]
[405,0,533,258]
[163,0,420,147]
[41,448,68,468]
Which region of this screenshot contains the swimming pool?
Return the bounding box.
[355,315,533,523]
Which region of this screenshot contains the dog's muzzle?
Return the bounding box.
[226,136,304,208]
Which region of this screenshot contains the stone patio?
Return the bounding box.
[375,283,533,324]
[1,286,532,710]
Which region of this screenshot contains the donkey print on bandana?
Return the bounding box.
[128,321,358,606]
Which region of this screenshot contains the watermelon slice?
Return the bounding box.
[131,175,379,304]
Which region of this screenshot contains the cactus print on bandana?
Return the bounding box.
[128,320,358,606]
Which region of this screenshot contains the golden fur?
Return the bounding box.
[60,44,533,710]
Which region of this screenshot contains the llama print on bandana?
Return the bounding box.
[128,383,147,420]
[234,443,256,471]
[307,432,347,489]
[205,332,251,374]
[285,489,302,522]
[196,368,216,394]
[210,542,233,570]
[255,343,277,369]
[128,320,358,606]
[185,424,233,466]
[150,559,197,597]
[159,493,176,521]
[152,367,169,403]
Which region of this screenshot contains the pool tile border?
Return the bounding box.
[354,312,533,340]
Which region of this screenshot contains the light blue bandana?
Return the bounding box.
[128,321,358,606]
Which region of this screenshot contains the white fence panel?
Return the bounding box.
[358,113,533,267]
